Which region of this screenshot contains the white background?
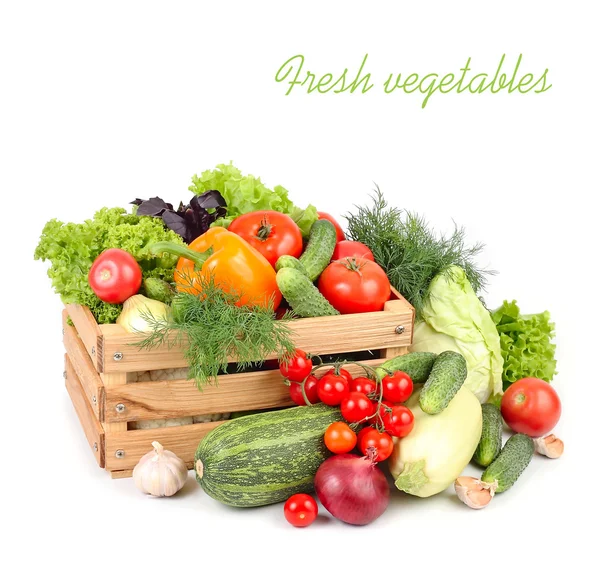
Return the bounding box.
[1,1,598,560]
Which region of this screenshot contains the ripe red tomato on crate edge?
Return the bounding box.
[279,349,313,383]
[317,211,345,242]
[228,211,303,267]
[321,367,353,387]
[324,422,357,454]
[318,258,391,314]
[88,248,142,304]
[332,240,374,262]
[350,376,377,396]
[501,378,561,437]
[284,494,318,527]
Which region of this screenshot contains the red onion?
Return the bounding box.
[314,452,390,525]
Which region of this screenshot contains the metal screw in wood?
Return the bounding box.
[92,396,97,405]
[115,403,125,413]
[63,371,67,379]
[395,325,405,334]
[115,450,125,458]
[93,443,98,452]
[113,352,123,361]
[91,346,96,356]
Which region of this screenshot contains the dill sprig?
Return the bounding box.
[344,187,494,319]
[135,273,296,390]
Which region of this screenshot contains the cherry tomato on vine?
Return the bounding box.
[341,392,374,423]
[372,400,395,423]
[289,375,320,406]
[324,421,357,454]
[317,373,350,406]
[284,493,318,527]
[279,349,313,382]
[382,371,413,403]
[228,210,303,267]
[317,211,345,242]
[359,428,394,462]
[357,425,372,448]
[382,405,414,438]
[350,376,377,396]
[331,240,374,262]
[88,248,142,304]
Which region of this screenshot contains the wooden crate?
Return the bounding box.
[62,289,415,478]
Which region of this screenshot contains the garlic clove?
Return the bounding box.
[455,476,497,509]
[533,434,564,459]
[133,441,188,497]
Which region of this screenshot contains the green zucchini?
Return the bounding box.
[419,350,467,414]
[481,433,534,493]
[194,404,343,507]
[275,255,309,277]
[472,403,503,467]
[299,219,337,281]
[375,352,437,383]
[277,267,340,317]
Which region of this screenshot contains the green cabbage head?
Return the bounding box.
[409,265,503,403]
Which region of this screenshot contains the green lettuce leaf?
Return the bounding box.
[491,300,557,390]
[189,162,318,237]
[409,265,504,403]
[34,207,184,323]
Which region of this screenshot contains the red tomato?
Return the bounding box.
[350,376,377,396]
[340,392,374,423]
[331,240,374,262]
[284,493,318,527]
[501,378,561,437]
[333,368,353,387]
[359,428,394,462]
[289,375,320,406]
[88,248,142,304]
[372,400,395,423]
[357,425,372,447]
[318,258,391,314]
[317,211,345,242]
[317,373,350,406]
[324,422,357,454]
[382,405,414,438]
[228,211,303,267]
[279,349,313,382]
[382,371,414,403]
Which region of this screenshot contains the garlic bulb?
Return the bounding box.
[117,294,170,334]
[133,441,188,497]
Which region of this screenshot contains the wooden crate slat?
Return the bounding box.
[62,310,105,422]
[65,304,103,372]
[64,355,105,468]
[99,308,413,373]
[105,421,226,471]
[109,462,194,480]
[104,358,385,423]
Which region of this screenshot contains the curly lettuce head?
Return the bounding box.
[409,265,504,403]
[35,207,184,323]
[189,162,318,237]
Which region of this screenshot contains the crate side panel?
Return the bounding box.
[63,311,105,422]
[65,355,105,468]
[100,309,413,373]
[65,304,104,372]
[104,358,386,423]
[105,421,225,471]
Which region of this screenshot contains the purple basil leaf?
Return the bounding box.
[132,197,174,217]
[162,210,190,240]
[193,190,227,211]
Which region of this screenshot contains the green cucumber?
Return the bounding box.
[299,219,337,281]
[481,433,534,493]
[472,403,503,467]
[419,350,467,414]
[375,352,437,384]
[194,404,343,507]
[277,267,340,317]
[275,255,309,277]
